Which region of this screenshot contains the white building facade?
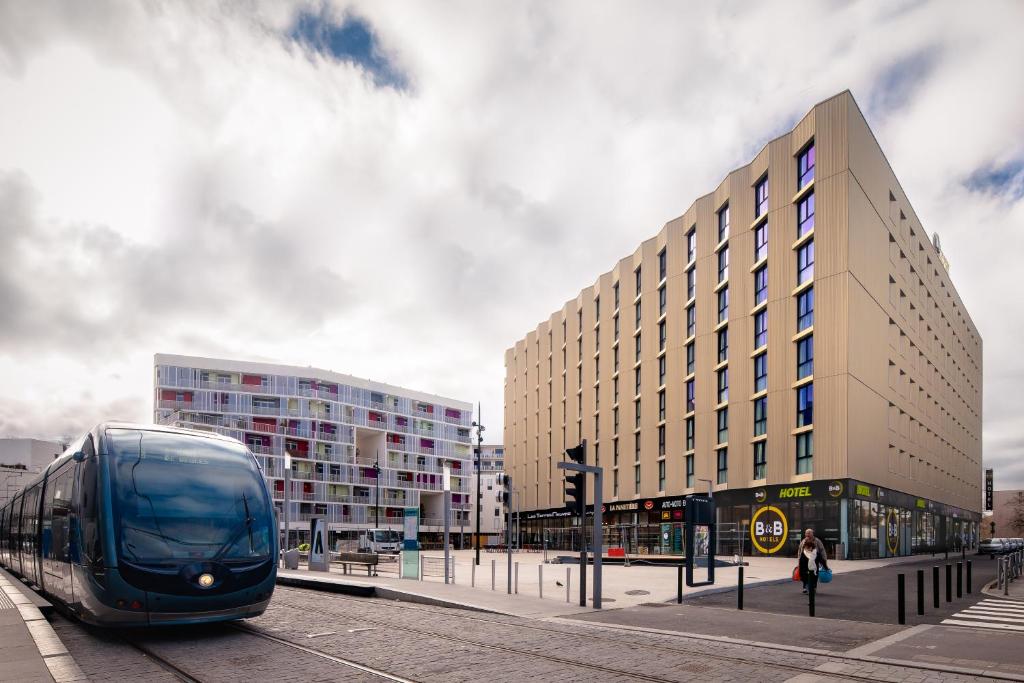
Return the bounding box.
[0,438,64,507]
[154,354,474,544]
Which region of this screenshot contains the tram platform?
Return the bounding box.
[0,568,86,682]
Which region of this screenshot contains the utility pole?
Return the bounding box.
[472,404,484,566]
[284,451,292,556]
[372,448,380,528]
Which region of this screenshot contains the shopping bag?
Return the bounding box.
[792,565,801,581]
[819,568,833,583]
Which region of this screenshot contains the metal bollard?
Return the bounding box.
[738,565,744,610]
[471,560,475,587]
[945,564,952,603]
[539,564,543,599]
[566,567,571,603]
[677,565,683,604]
[1006,558,1011,596]
[956,562,962,598]
[967,560,972,594]
[491,560,495,591]
[897,573,906,625]
[933,566,940,608]
[809,584,815,617]
[515,562,519,595]
[420,555,424,582]
[916,569,924,615]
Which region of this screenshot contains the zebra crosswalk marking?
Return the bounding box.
[941,598,1024,632]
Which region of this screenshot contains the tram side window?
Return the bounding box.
[43,467,74,563]
[79,438,103,566]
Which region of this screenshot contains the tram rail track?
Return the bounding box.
[269,586,1003,682]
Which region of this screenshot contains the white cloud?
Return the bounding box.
[0,1,1021,492]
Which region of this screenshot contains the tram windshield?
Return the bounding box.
[107,429,272,565]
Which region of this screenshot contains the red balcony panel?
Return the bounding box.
[303,482,313,494]
[274,480,284,492]
[444,408,461,419]
[242,374,263,386]
[160,390,177,401]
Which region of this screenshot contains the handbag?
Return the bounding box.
[819,568,833,583]
[792,565,801,581]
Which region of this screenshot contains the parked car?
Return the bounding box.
[979,538,1007,555]
[1010,538,1024,553]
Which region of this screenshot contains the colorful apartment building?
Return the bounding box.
[154,354,475,545]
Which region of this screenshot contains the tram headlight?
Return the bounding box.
[197,573,215,588]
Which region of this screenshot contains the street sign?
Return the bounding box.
[886,509,899,555]
[308,516,328,571]
[750,505,788,555]
[985,469,993,511]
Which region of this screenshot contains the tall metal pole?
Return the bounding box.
[593,467,603,609]
[284,452,292,556]
[374,450,381,529]
[506,475,513,594]
[474,404,483,566]
[579,440,587,608]
[444,464,451,584]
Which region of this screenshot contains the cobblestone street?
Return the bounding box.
[47,587,1003,682]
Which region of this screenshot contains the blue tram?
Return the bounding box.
[0,422,277,626]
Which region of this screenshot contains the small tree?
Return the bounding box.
[1007,492,1024,535]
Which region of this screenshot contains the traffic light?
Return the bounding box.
[501,474,511,506]
[564,441,585,513]
[565,472,584,514]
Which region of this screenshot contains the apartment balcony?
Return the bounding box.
[250,405,282,416]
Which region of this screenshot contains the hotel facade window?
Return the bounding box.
[754,222,768,262]
[717,408,728,444]
[755,176,768,218]
[686,305,696,338]
[687,268,696,300]
[754,310,767,349]
[797,241,814,284]
[753,441,767,480]
[718,288,729,323]
[797,288,814,331]
[753,396,767,436]
[717,448,728,484]
[754,353,767,392]
[797,336,814,379]
[686,343,695,375]
[798,192,815,237]
[798,142,815,189]
[717,368,728,404]
[717,328,728,363]
[658,248,667,281]
[754,266,768,305]
[687,229,696,263]
[796,432,813,474]
[718,247,729,283]
[797,384,814,427]
[685,454,694,488]
[718,204,730,243]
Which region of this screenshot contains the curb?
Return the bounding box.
[981,579,1024,601]
[0,572,87,682]
[276,574,506,615]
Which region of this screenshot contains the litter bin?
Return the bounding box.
[284,548,300,570]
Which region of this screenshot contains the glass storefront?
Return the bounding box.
[519,478,980,559]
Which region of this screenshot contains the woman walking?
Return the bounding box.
[798,528,828,594]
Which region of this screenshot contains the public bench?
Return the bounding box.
[332,551,379,576]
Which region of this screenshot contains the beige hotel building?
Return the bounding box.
[504,91,982,559]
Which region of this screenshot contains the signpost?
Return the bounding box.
[557,454,603,609]
[685,495,716,587]
[443,465,451,584]
[402,507,420,579]
[308,516,328,571]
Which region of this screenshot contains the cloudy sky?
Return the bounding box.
[0,1,1021,489]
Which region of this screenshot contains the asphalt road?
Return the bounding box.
[686,554,999,625]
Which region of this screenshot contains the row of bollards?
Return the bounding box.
[470,559,578,604]
[898,560,971,624]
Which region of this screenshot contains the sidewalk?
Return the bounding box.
[0,569,85,682]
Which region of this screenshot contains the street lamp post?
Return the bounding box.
[284,451,292,558]
[374,450,381,529]
[472,404,484,566]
